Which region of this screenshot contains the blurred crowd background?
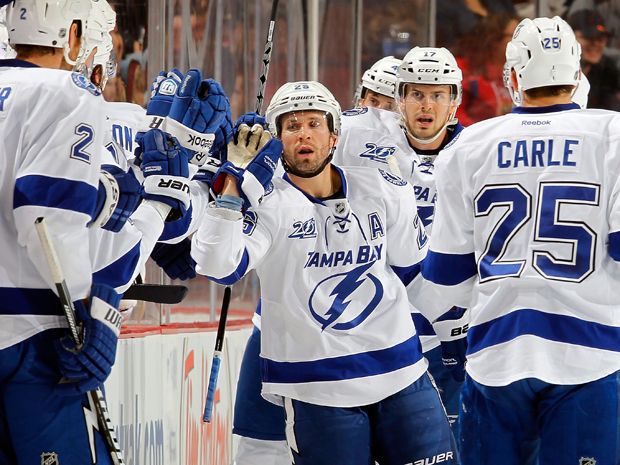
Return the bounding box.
[84,0,620,325]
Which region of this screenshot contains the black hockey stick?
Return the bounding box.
[123,283,188,304]
[202,0,280,423]
[202,285,232,422]
[255,0,280,114]
[34,217,125,465]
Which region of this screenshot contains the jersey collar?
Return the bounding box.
[283,164,348,205]
[0,59,40,68]
[512,103,580,114]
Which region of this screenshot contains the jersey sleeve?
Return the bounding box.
[606,132,620,260]
[191,204,272,284]
[384,178,428,286]
[407,145,478,320]
[158,180,211,243]
[12,81,104,299]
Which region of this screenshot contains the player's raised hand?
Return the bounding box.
[145,68,184,128]
[233,112,267,135]
[228,123,272,168]
[166,70,233,169]
[55,284,122,396]
[137,128,191,216]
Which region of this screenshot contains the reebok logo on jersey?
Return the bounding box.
[407,451,454,465]
[522,120,550,126]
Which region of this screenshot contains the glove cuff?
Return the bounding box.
[165,117,215,165]
[143,175,191,210]
[91,170,120,228]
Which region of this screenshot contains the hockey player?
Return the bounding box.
[408,16,620,465]
[193,81,458,465]
[0,1,120,463]
[356,55,401,111]
[334,47,467,426]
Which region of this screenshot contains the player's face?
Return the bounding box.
[400,83,457,141]
[359,89,396,111]
[280,110,337,178]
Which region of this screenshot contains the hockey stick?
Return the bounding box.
[123,283,188,304]
[255,0,280,114]
[202,0,280,423]
[202,285,231,422]
[34,217,125,465]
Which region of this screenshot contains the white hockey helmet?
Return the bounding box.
[361,56,402,98]
[396,47,463,104]
[505,16,581,105]
[265,81,342,136]
[6,1,91,61]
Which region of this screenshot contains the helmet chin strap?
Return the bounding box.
[281,146,335,179]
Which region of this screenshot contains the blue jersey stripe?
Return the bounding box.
[0,287,62,315]
[608,231,620,261]
[14,174,97,218]
[411,312,435,336]
[93,242,141,289]
[260,334,423,384]
[468,308,620,355]
[206,249,250,285]
[391,260,422,286]
[421,250,477,286]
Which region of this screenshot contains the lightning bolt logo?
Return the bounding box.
[83,392,99,463]
[309,261,383,331]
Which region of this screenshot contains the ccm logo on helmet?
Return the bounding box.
[418,69,440,73]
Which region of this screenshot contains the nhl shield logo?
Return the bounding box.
[335,202,346,215]
[579,458,596,465]
[41,452,59,465]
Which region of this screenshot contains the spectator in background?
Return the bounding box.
[568,9,620,110]
[456,13,520,125]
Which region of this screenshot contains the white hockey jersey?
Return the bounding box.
[334,106,463,350]
[193,166,433,407]
[0,61,105,349]
[89,100,151,293]
[409,103,620,387]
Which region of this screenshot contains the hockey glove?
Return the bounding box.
[137,128,191,216]
[432,306,469,383]
[91,165,143,232]
[55,284,122,396]
[144,68,184,131]
[212,128,282,209]
[167,70,233,169]
[151,238,197,280]
[233,112,267,136]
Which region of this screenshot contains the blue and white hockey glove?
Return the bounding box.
[212,125,281,209]
[55,284,122,396]
[91,165,143,232]
[151,238,197,280]
[433,306,469,383]
[136,128,191,216]
[144,68,184,130]
[167,70,233,169]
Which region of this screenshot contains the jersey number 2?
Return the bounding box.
[71,124,94,163]
[475,182,600,283]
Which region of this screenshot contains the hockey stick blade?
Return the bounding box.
[123,283,188,304]
[34,217,125,465]
[203,285,232,422]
